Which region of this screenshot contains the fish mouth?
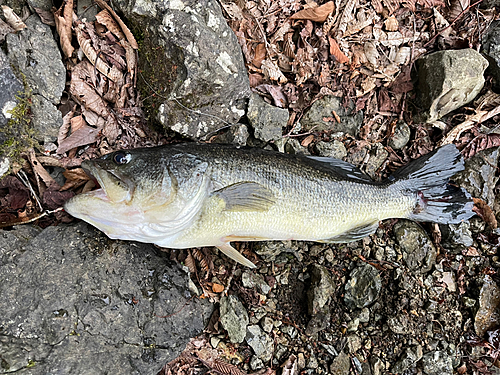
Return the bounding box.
[81,160,134,203]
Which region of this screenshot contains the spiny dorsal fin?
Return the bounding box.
[306,156,372,182]
[214,182,275,212]
[216,243,256,268]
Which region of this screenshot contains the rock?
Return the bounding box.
[250,356,264,370]
[242,271,271,295]
[0,156,10,178]
[421,350,453,375]
[414,49,488,122]
[329,351,350,375]
[301,96,364,135]
[482,21,500,86]
[388,121,411,149]
[0,223,213,374]
[307,265,335,316]
[439,221,473,251]
[454,147,500,208]
[112,0,251,139]
[392,345,423,373]
[220,295,249,343]
[212,123,249,146]
[344,263,381,309]
[370,356,385,375]
[6,15,65,144]
[475,275,500,336]
[30,94,63,143]
[346,334,362,353]
[260,316,273,333]
[388,314,410,335]
[247,93,288,142]
[245,325,273,362]
[393,220,436,273]
[314,140,347,159]
[365,143,388,179]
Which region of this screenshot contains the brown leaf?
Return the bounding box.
[57,124,101,154]
[0,176,29,210]
[42,189,75,210]
[462,134,500,159]
[34,7,55,26]
[60,168,91,191]
[212,283,224,293]
[384,15,399,31]
[29,151,60,191]
[301,134,314,147]
[328,36,349,64]
[473,198,498,229]
[1,5,26,31]
[53,0,74,58]
[252,43,266,69]
[94,0,138,49]
[290,1,335,22]
[255,84,287,108]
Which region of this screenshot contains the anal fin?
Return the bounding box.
[320,222,379,243]
[216,243,256,268]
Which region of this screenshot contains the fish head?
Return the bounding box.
[64,148,176,238]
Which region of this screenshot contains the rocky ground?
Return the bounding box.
[0,0,500,374]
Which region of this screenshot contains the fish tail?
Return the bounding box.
[392,144,474,224]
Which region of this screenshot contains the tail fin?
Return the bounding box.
[392,144,474,224]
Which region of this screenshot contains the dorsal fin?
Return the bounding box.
[306,156,373,182]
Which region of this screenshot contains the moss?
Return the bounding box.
[0,83,38,169]
[26,359,36,368]
[133,24,187,130]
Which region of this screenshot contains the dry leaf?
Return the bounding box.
[34,7,55,26]
[252,43,266,69]
[301,134,314,147]
[290,1,335,22]
[328,36,349,64]
[60,168,91,191]
[57,125,101,154]
[448,0,470,20]
[261,59,287,84]
[94,0,138,49]
[473,198,498,229]
[2,5,26,31]
[53,0,74,58]
[212,283,224,293]
[384,15,399,31]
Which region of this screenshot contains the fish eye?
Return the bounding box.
[113,152,129,165]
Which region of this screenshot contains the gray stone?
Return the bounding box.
[475,275,500,337]
[482,21,500,86]
[370,356,385,375]
[392,345,423,374]
[307,264,335,316]
[388,314,410,335]
[242,271,271,295]
[329,351,350,375]
[247,93,288,142]
[344,264,382,309]
[439,221,473,251]
[112,0,251,139]
[245,325,273,362]
[212,123,249,146]
[454,147,500,208]
[415,49,488,122]
[421,350,453,375]
[314,140,347,159]
[0,223,213,375]
[388,121,411,149]
[6,15,65,106]
[0,48,23,131]
[220,295,249,343]
[365,143,388,179]
[301,96,364,135]
[346,333,362,353]
[394,220,436,273]
[31,94,63,143]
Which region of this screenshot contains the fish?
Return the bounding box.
[64,143,474,268]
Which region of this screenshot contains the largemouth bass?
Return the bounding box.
[64,143,474,268]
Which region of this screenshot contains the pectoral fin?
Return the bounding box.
[214,182,275,212]
[320,222,379,243]
[216,243,256,268]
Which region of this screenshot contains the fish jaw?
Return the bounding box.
[82,160,133,204]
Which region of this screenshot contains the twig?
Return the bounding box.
[424,0,484,47]
[16,170,43,211]
[0,207,64,228]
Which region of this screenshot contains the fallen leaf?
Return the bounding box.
[53,0,74,58]
[473,198,498,229]
[328,36,349,64]
[384,15,399,31]
[94,0,138,49]
[60,168,91,191]
[290,1,335,23]
[34,7,55,26]
[0,175,29,210]
[212,283,224,293]
[252,42,266,69]
[57,124,101,154]
[1,5,26,31]
[301,134,314,147]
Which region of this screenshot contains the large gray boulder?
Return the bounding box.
[0,222,213,374]
[111,0,251,139]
